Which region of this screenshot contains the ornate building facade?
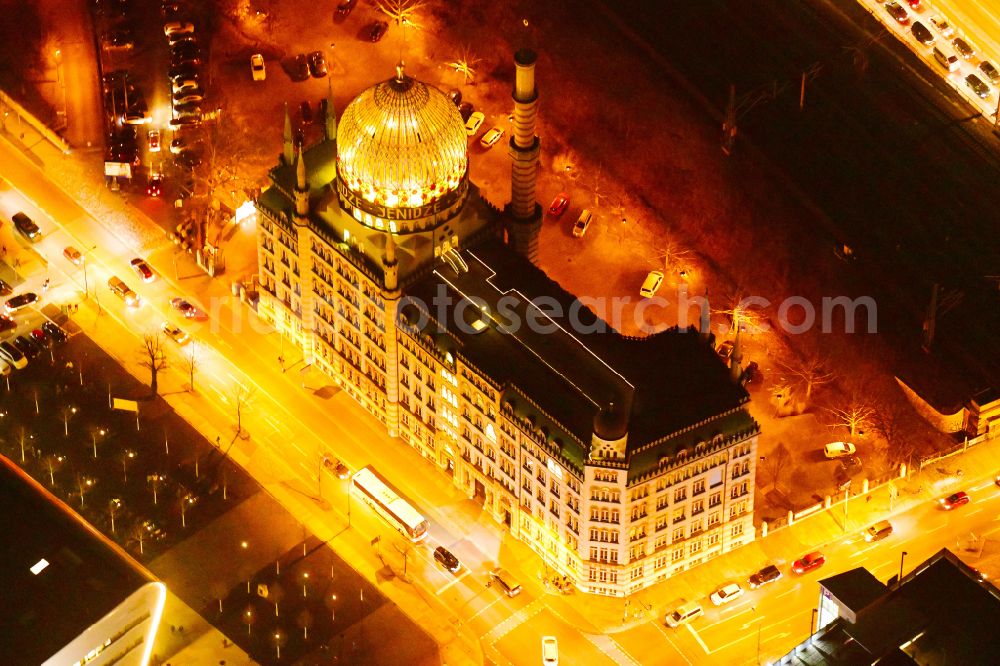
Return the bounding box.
[254,52,759,596]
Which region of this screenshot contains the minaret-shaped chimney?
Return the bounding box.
[506,49,542,262]
[294,145,309,221]
[324,77,338,142]
[730,326,743,381]
[283,103,293,165]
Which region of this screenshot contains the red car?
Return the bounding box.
[0,314,15,333]
[885,2,910,26]
[904,0,920,8]
[130,258,155,283]
[792,552,825,574]
[939,491,970,510]
[548,192,570,218]
[146,174,163,198]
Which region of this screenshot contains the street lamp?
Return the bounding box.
[840,480,852,533]
[898,551,908,589]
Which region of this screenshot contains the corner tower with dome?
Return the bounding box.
[254,53,759,597]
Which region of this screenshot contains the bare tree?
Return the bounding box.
[185,342,198,392]
[16,426,32,463]
[828,398,875,438]
[296,608,314,640]
[89,425,107,459]
[42,452,63,486]
[762,442,792,491]
[139,333,167,397]
[377,0,425,31]
[76,475,94,507]
[448,46,480,84]
[231,383,256,441]
[108,498,122,533]
[654,239,692,276]
[187,116,255,250]
[59,404,76,436]
[128,521,147,555]
[780,353,835,406]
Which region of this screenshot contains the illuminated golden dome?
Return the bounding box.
[337,65,468,210]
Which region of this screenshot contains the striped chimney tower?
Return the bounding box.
[507,48,542,262]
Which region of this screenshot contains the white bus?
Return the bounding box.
[351,466,429,542]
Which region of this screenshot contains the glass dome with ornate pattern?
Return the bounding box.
[336,64,469,218]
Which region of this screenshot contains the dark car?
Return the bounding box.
[171,296,196,318]
[335,0,357,20]
[953,38,975,60]
[740,360,763,386]
[979,61,1000,85]
[433,546,461,573]
[0,279,12,296]
[308,51,328,78]
[0,314,15,333]
[300,100,313,123]
[30,328,48,346]
[448,89,462,106]
[318,98,329,124]
[965,74,990,99]
[5,292,39,314]
[939,491,970,510]
[748,564,782,589]
[792,551,826,574]
[458,101,474,122]
[147,173,164,198]
[294,127,305,149]
[911,22,934,46]
[13,335,40,360]
[368,21,388,42]
[291,54,310,81]
[169,64,200,82]
[885,2,909,26]
[12,212,41,242]
[175,150,203,169]
[101,29,135,49]
[42,321,67,343]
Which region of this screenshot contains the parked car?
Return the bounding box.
[748,564,782,589]
[13,335,40,360]
[710,583,744,606]
[163,21,195,37]
[929,15,954,38]
[130,258,155,283]
[911,22,934,46]
[250,53,266,81]
[824,441,857,459]
[12,212,41,242]
[939,491,970,510]
[979,61,1000,85]
[148,129,161,152]
[902,0,920,9]
[0,314,15,333]
[291,54,310,81]
[108,277,139,307]
[335,0,358,20]
[953,38,975,60]
[792,551,826,574]
[864,520,893,542]
[548,192,570,217]
[965,74,991,99]
[169,64,200,82]
[572,209,593,238]
[433,546,461,573]
[5,292,39,314]
[161,322,190,345]
[465,111,485,136]
[308,51,328,78]
[0,279,12,296]
[740,360,763,386]
[101,29,134,50]
[458,101,474,122]
[171,297,196,317]
[639,270,664,298]
[367,21,389,42]
[29,328,48,346]
[0,341,27,369]
[448,89,462,106]
[173,92,204,105]
[884,2,909,26]
[42,321,67,343]
[480,127,504,149]
[300,100,313,123]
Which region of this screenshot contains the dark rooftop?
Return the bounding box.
[819,568,886,615]
[0,456,154,665]
[404,239,751,464]
[785,549,1000,666]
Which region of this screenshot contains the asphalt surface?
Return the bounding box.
[605,0,1000,388]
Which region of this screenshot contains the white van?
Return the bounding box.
[572,209,593,238]
[541,636,558,665]
[489,567,522,597]
[933,46,960,72]
[640,270,664,298]
[665,599,704,627]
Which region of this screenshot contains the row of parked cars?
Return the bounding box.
[0,304,68,375]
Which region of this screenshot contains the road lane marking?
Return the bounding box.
[851,543,879,558]
[652,623,694,666]
[967,508,985,516]
[686,624,710,654]
[927,523,948,534]
[720,600,754,616]
[435,569,470,595]
[775,586,799,599]
[467,595,503,622]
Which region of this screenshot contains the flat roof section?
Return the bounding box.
[0,455,154,665]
